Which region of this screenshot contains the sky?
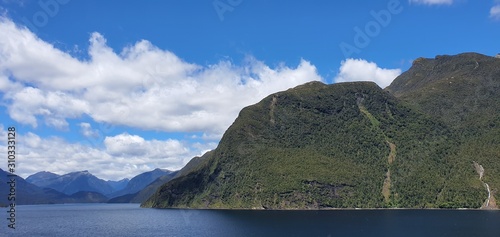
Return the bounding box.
[0,0,499,181]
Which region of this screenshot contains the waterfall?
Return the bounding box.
[473,161,493,209]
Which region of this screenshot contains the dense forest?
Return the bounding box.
[143,53,499,209]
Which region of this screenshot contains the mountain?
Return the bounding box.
[109,158,215,203]
[143,53,500,209]
[108,168,175,199]
[123,152,210,203]
[143,77,493,209]
[386,52,500,129]
[0,169,107,205]
[108,169,178,203]
[127,171,178,203]
[26,170,114,196]
[26,171,60,187]
[131,153,214,202]
[386,52,500,209]
[107,178,130,191]
[170,151,213,179]
[1,169,65,205]
[22,168,176,204]
[69,191,108,203]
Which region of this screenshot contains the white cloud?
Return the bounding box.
[0,17,323,136]
[7,87,89,128]
[104,133,188,158]
[409,0,454,5]
[491,5,500,20]
[0,125,199,180]
[334,59,402,88]
[79,123,99,138]
[0,17,325,180]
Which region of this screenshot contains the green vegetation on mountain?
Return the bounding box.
[387,52,500,208]
[143,52,500,210]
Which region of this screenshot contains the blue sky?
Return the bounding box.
[0,0,499,180]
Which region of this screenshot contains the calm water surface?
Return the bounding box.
[2,204,500,237]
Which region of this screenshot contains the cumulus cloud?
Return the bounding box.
[491,5,500,20]
[0,17,324,180]
[334,59,401,88]
[409,0,454,5]
[0,17,322,135]
[0,125,200,180]
[104,133,188,158]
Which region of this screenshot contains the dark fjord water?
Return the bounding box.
[3,204,500,237]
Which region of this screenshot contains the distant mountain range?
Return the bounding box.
[108,168,176,199]
[107,178,130,191]
[25,168,174,199]
[26,170,116,196]
[0,169,107,205]
[143,53,500,210]
[0,168,177,205]
[109,170,178,203]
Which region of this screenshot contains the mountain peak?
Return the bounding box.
[28,171,59,177]
[144,79,460,209]
[295,80,325,87]
[143,57,500,210]
[435,52,492,59]
[26,171,60,187]
[412,52,496,66]
[153,168,171,172]
[387,52,500,98]
[66,170,92,177]
[29,170,114,196]
[107,168,175,199]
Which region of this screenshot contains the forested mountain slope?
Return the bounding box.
[143,67,494,209]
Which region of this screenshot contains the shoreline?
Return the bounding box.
[3,203,498,211]
[146,206,500,211]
